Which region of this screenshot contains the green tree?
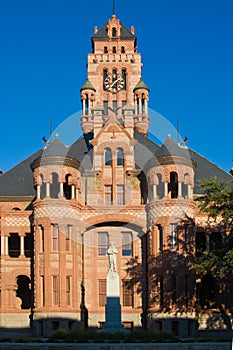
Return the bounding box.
[195,177,233,281]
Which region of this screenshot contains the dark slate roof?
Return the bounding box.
[36,137,68,159]
[155,135,191,158]
[92,21,136,40]
[0,150,42,197]
[134,130,160,169]
[0,131,231,198]
[67,134,93,171]
[189,149,233,194]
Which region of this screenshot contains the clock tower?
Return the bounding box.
[80,14,150,137]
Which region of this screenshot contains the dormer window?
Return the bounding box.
[112,46,117,54]
[104,46,108,53]
[112,27,117,37]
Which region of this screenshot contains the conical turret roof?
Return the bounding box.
[80,79,96,92]
[133,78,150,92]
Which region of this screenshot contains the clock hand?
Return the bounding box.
[110,77,121,88]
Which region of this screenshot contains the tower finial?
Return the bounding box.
[112,0,115,15]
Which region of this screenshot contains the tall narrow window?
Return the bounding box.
[98,232,109,256]
[66,276,71,306]
[122,280,133,307]
[104,148,112,166]
[41,276,45,306]
[112,27,117,37]
[122,232,132,256]
[117,148,124,166]
[112,69,117,80]
[112,46,116,53]
[39,225,44,252]
[104,46,108,53]
[158,225,163,251]
[24,232,33,258]
[50,172,59,199]
[104,185,112,205]
[103,69,108,91]
[122,69,126,90]
[53,276,59,306]
[170,224,177,250]
[64,174,72,200]
[158,276,164,307]
[99,279,106,306]
[103,100,108,115]
[52,224,59,251]
[121,46,125,53]
[8,233,20,258]
[112,100,118,114]
[169,172,178,199]
[171,275,177,304]
[185,275,190,308]
[117,184,125,205]
[66,225,72,251]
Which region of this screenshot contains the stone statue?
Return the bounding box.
[107,242,118,272]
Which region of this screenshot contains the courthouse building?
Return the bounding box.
[0,14,232,337]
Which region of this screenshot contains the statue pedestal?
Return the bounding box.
[101,271,126,333]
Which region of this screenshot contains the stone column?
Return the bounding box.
[5,236,8,255]
[46,182,50,198]
[144,99,148,114]
[36,185,41,200]
[139,98,142,114]
[82,99,85,115]
[59,182,64,198]
[71,185,76,199]
[1,236,4,255]
[178,182,182,198]
[20,235,24,256]
[164,182,168,197]
[88,98,91,115]
[153,184,157,199]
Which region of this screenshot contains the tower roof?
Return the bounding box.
[133,78,150,92]
[155,135,191,158]
[80,79,96,92]
[92,18,136,40]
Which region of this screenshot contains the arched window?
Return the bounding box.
[169,172,178,199]
[50,172,59,199]
[112,69,117,80]
[112,27,117,37]
[103,69,108,91]
[64,174,72,200]
[16,275,31,309]
[122,69,126,90]
[104,148,112,166]
[117,148,124,166]
[104,46,108,53]
[40,174,46,199]
[121,46,125,53]
[112,46,116,54]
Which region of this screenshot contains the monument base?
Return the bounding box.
[100,271,127,333]
[101,296,126,333]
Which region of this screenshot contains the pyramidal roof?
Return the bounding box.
[92,17,136,40]
[156,134,191,158]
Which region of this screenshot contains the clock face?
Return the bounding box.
[104,75,124,93]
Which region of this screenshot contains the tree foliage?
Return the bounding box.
[195,177,233,280]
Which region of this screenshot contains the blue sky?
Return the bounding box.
[0,0,232,174]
